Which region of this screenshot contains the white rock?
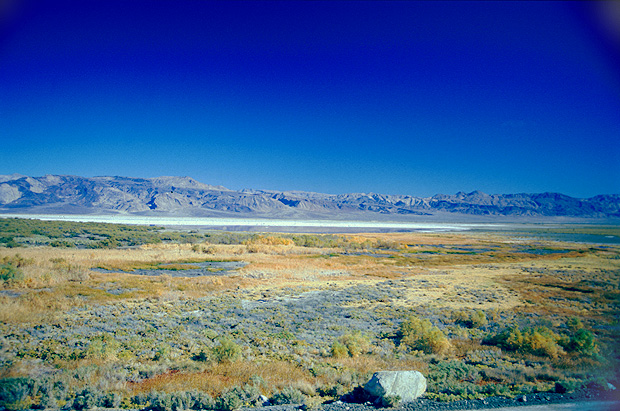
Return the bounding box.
[364,370,427,404]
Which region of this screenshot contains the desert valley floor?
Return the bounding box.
[0,218,619,410]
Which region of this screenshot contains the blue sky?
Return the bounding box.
[1,0,618,197]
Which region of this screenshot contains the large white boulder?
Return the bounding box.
[364,370,427,404]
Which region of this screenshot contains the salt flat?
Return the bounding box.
[0,213,506,232]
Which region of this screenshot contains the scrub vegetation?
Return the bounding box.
[0,218,618,410]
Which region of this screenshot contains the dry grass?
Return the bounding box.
[1,232,613,323]
[497,254,620,319]
[129,360,316,397]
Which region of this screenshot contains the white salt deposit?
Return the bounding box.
[0,213,505,232]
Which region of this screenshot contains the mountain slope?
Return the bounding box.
[0,174,618,219]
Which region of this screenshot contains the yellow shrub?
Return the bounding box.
[399,316,452,355]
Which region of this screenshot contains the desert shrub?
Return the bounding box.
[100,392,122,408]
[0,262,23,285]
[452,310,487,328]
[451,310,470,326]
[203,232,253,245]
[88,237,119,249]
[375,239,401,250]
[317,384,347,399]
[555,379,583,393]
[0,255,29,285]
[153,344,171,361]
[331,331,370,358]
[144,391,210,411]
[269,386,305,405]
[212,337,241,363]
[426,361,517,401]
[523,327,564,358]
[50,240,75,248]
[33,380,63,410]
[215,390,242,411]
[398,316,452,355]
[170,392,193,411]
[480,383,513,398]
[484,326,564,358]
[331,341,348,359]
[191,349,210,362]
[585,376,614,391]
[566,317,584,332]
[145,392,174,411]
[86,333,121,361]
[37,389,59,410]
[427,360,481,389]
[189,390,215,410]
[380,395,401,408]
[289,234,344,248]
[470,310,488,328]
[216,385,260,411]
[245,235,295,246]
[73,387,101,410]
[0,378,34,411]
[556,319,599,356]
[561,328,598,356]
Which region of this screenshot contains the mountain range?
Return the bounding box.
[0,174,619,220]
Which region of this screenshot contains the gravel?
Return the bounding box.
[242,388,620,411]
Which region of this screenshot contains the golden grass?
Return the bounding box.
[129,360,316,397]
[497,254,620,319]
[2,232,614,324]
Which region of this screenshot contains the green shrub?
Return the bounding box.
[426,360,483,399]
[331,331,370,358]
[153,344,171,361]
[192,350,210,362]
[568,328,597,355]
[380,395,401,408]
[269,386,305,405]
[101,392,122,408]
[146,391,212,411]
[216,385,260,411]
[451,310,470,326]
[0,263,23,285]
[470,310,488,328]
[0,255,29,285]
[452,310,487,328]
[212,337,241,363]
[146,392,174,411]
[484,326,564,358]
[86,333,121,361]
[216,390,242,411]
[73,387,101,410]
[50,240,75,248]
[0,237,20,248]
[399,316,452,355]
[331,341,348,359]
[522,327,564,358]
[566,317,584,333]
[189,390,215,410]
[555,379,583,393]
[0,378,34,411]
[560,327,598,356]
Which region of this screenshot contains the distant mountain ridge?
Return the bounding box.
[0,174,618,219]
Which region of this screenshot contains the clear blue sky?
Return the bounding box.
[1,0,618,197]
